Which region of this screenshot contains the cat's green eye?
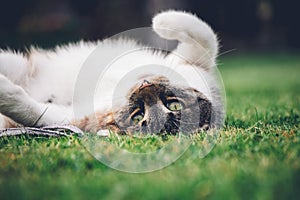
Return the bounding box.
[167,101,183,111]
[132,113,144,124]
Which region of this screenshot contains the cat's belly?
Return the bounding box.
[26,71,77,106]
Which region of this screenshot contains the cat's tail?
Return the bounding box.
[152,10,218,70]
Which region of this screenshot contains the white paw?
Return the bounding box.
[152,10,218,55]
[153,10,200,43]
[0,114,4,129]
[97,129,110,137]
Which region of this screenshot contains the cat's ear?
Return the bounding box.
[96,129,110,137]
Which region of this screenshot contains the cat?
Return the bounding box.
[0,10,224,135]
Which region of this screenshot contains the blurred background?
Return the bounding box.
[0,0,299,53]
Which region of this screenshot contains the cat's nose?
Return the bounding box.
[144,104,167,133]
[139,80,153,90]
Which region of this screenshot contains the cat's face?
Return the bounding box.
[111,76,212,135]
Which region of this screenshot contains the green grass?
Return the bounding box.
[0,53,299,200]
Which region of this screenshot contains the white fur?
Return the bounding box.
[0,114,4,128]
[0,10,219,129]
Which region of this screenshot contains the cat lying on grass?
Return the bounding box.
[0,10,224,136]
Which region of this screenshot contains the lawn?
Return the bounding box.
[0,53,299,200]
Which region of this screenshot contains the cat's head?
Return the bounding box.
[110,76,212,135]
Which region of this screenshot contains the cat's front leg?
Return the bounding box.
[0,74,70,127]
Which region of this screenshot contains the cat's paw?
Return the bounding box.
[0,114,4,129]
[97,129,110,137]
[152,10,217,54]
[152,10,201,43]
[152,10,188,42]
